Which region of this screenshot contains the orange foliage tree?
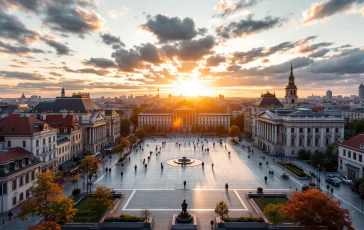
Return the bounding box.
[281,189,354,230]
[28,221,61,230]
[79,156,100,193]
[18,171,76,225]
[88,186,114,219]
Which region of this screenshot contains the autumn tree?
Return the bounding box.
[281,189,354,230]
[18,171,76,225]
[89,186,113,219]
[263,203,284,228]
[135,127,147,139]
[228,125,240,138]
[113,137,130,158]
[28,221,61,230]
[79,156,100,193]
[70,175,79,189]
[120,119,131,136]
[128,135,138,145]
[215,201,229,218]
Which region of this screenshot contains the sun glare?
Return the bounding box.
[175,79,213,96]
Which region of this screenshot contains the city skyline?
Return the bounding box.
[0,0,363,98]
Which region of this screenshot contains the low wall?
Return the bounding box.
[215,217,269,230]
[99,217,153,229]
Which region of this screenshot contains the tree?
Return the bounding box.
[215,126,226,135]
[79,156,100,193]
[228,125,240,138]
[113,137,130,156]
[263,204,284,228]
[140,209,152,222]
[215,201,229,218]
[130,107,143,128]
[231,114,244,131]
[28,221,61,230]
[281,189,354,230]
[128,135,138,145]
[120,119,131,136]
[135,128,147,139]
[298,149,310,160]
[88,186,113,220]
[70,175,79,190]
[18,171,76,225]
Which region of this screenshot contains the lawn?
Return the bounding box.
[252,197,292,223]
[73,197,116,222]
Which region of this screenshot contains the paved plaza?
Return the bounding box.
[92,135,364,229]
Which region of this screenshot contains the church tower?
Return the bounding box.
[61,87,65,98]
[284,62,298,109]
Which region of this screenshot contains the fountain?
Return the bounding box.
[166,156,202,167]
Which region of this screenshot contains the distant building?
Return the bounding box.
[338,134,364,179]
[0,147,42,212]
[326,90,333,100]
[359,84,364,99]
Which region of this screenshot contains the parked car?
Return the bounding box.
[325,177,341,187]
[338,176,353,184]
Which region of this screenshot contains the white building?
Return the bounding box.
[338,134,364,179]
[56,136,70,165]
[343,109,364,122]
[0,147,42,212]
[138,106,230,132]
[0,115,58,172]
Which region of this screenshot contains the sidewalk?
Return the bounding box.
[0,153,120,230]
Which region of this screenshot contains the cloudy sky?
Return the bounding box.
[0,0,363,98]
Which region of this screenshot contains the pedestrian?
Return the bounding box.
[331,188,334,194]
[129,157,131,161]
[327,184,330,190]
[264,176,267,182]
[8,211,13,221]
[122,163,124,167]
[109,168,111,173]
[210,219,214,229]
[202,162,204,167]
[121,172,123,177]
[135,165,137,170]
[225,183,229,191]
[105,167,108,173]
[212,163,214,169]
[184,180,186,189]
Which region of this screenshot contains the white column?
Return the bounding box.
[341,127,344,139]
[296,127,299,147]
[320,127,324,147]
[312,128,316,147]
[331,127,335,143]
[304,127,308,147]
[88,128,91,144]
[274,125,277,144]
[286,126,291,147]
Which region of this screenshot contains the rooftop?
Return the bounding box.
[340,134,364,150]
[0,115,52,135]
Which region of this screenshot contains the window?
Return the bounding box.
[0,183,7,195]
[36,140,39,147]
[326,128,329,133]
[291,128,294,133]
[316,128,319,133]
[19,192,24,201]
[49,137,51,143]
[19,176,23,186]
[354,152,357,160]
[12,196,17,206]
[326,138,329,145]
[335,128,338,132]
[43,138,46,144]
[340,159,342,165]
[348,151,352,158]
[25,173,29,183]
[12,179,17,191]
[343,149,346,156]
[300,128,303,133]
[22,141,26,148]
[53,136,55,142]
[31,170,35,180]
[26,190,29,198]
[7,141,11,148]
[360,154,363,162]
[36,149,39,156]
[307,138,311,146]
[315,138,319,146]
[308,128,311,133]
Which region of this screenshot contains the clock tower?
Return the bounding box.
[284,62,298,109]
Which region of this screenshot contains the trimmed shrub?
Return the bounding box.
[257,187,263,193]
[104,214,144,222]
[72,188,81,196]
[302,184,310,192]
[230,139,239,144]
[223,216,264,222]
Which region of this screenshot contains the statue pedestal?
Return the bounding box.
[172,214,197,230]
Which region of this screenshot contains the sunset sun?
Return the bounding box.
[176,79,213,96]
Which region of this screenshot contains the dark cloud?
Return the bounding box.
[176,36,215,61]
[216,15,285,39]
[49,72,64,77]
[138,43,165,64]
[302,0,364,24]
[111,48,143,72]
[140,14,197,42]
[0,0,40,12]
[100,33,125,47]
[83,57,117,68]
[12,59,29,65]
[0,39,45,55]
[0,11,39,43]
[41,37,71,55]
[0,71,45,80]
[297,36,317,45]
[63,66,110,76]
[214,0,261,17]
[308,48,330,58]
[206,54,226,67]
[299,42,333,53]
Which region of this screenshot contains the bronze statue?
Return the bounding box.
[181,199,188,216]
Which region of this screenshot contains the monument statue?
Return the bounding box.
[181,199,188,216]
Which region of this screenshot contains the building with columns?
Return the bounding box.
[255,109,345,156]
[138,106,230,132]
[31,89,118,154]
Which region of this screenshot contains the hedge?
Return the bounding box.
[104,214,145,222]
[223,216,264,222]
[230,139,239,144]
[277,162,309,177]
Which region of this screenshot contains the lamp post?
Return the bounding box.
[318,164,321,189]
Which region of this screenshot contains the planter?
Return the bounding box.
[100,217,153,229]
[275,162,309,180]
[172,214,197,230]
[215,217,269,230]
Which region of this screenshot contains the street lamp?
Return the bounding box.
[318,164,321,189]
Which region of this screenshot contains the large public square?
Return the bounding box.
[92,135,364,229]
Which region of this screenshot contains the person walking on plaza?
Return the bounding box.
[225,183,229,191]
[264,176,267,183]
[109,168,111,173]
[105,167,108,173]
[327,184,330,191]
[184,180,186,189]
[8,211,13,221]
[210,219,214,229]
[135,165,137,171]
[121,171,123,177]
[331,188,334,194]
[212,163,214,169]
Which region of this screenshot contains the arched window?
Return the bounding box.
[291,99,295,103]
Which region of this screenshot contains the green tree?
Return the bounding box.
[70,175,79,189]
[311,151,325,168]
[128,135,138,145]
[120,119,131,136]
[135,127,147,139]
[298,149,310,160]
[79,156,100,193]
[89,186,113,220]
[130,107,143,128]
[263,203,284,228]
[18,171,76,224]
[215,201,229,218]
[228,125,240,138]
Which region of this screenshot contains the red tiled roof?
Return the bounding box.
[340,134,364,150]
[44,114,79,128]
[0,115,50,135]
[0,147,34,164]
[311,106,326,112]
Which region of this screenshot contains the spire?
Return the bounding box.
[289,61,294,78]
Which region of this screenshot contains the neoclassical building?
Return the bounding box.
[245,64,345,156]
[138,106,230,132]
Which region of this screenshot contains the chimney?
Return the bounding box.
[41,113,46,120]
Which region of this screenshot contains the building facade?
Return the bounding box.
[56,136,70,165]
[338,134,364,179]
[138,106,230,132]
[359,84,364,99]
[283,63,298,109]
[326,90,333,100]
[0,147,42,212]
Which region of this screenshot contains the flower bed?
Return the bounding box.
[223,216,264,222]
[230,139,239,144]
[73,197,117,222]
[104,214,145,222]
[277,162,309,178]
